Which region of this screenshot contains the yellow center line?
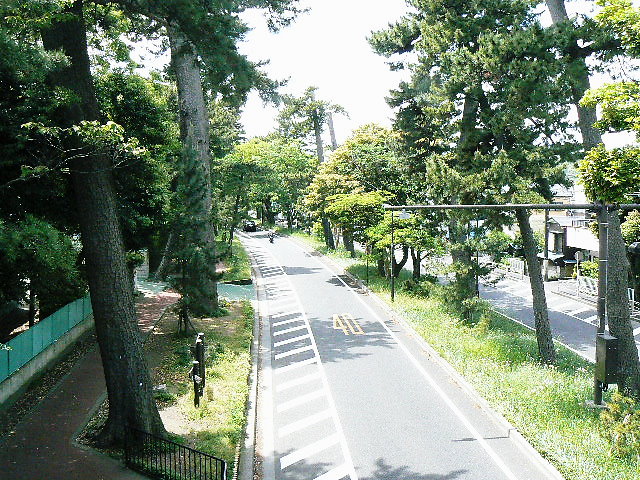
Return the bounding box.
[333,313,365,335]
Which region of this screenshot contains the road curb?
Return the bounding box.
[287,235,566,480]
[236,249,261,480]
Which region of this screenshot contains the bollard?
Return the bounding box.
[196,333,206,389]
[191,360,202,407]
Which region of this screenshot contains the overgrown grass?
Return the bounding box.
[292,231,639,480]
[221,238,252,283]
[151,301,254,478]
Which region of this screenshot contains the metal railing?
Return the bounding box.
[124,427,227,480]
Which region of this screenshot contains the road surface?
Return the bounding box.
[240,231,562,480]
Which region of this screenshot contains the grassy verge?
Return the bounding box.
[147,300,254,478]
[291,230,638,480]
[221,238,252,283]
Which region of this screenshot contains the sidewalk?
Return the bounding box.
[0,290,179,480]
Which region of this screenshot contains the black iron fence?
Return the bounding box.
[124,427,227,480]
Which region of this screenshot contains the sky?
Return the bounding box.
[237,0,411,143]
[236,0,638,148]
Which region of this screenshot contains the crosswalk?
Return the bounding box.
[242,235,357,480]
[484,276,638,335]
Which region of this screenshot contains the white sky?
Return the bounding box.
[236,0,638,148]
[237,0,410,143]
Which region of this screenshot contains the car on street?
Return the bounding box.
[242,220,257,232]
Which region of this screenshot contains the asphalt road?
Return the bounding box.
[240,231,563,480]
[480,275,640,361]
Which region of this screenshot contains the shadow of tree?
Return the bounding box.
[360,458,467,480]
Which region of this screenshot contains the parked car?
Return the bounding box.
[242,220,257,232]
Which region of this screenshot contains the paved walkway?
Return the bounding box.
[0,290,179,480]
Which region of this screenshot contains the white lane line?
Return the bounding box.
[567,306,591,316]
[273,324,307,335]
[274,334,311,348]
[275,344,314,360]
[275,357,317,375]
[312,464,352,480]
[585,315,598,324]
[271,310,300,319]
[298,242,519,480]
[277,371,323,392]
[258,247,359,480]
[276,389,326,413]
[280,434,341,469]
[278,408,333,437]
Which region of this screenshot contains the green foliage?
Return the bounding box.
[579,260,600,279]
[621,210,640,244]
[0,217,86,317]
[578,145,640,203]
[325,191,390,243]
[482,230,512,261]
[600,392,640,460]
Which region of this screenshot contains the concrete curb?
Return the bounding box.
[287,235,566,480]
[237,243,261,480]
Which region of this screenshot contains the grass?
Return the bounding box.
[221,238,252,283]
[149,300,254,478]
[292,230,639,480]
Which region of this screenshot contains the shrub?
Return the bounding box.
[600,392,640,460]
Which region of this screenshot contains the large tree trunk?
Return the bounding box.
[312,109,325,163]
[327,112,338,150]
[321,215,335,249]
[411,248,422,281]
[169,25,218,316]
[343,230,355,257]
[41,0,164,445]
[606,211,640,397]
[228,185,242,250]
[392,245,409,278]
[263,197,276,225]
[154,232,175,280]
[545,0,603,151]
[515,209,557,365]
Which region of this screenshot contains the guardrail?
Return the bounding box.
[125,426,227,480]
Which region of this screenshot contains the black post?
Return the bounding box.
[594,202,609,405]
[192,360,201,407]
[196,334,205,389]
[391,211,395,302]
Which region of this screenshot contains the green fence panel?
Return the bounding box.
[0,348,9,383]
[31,319,45,355]
[8,329,34,373]
[1,294,92,382]
[51,308,69,340]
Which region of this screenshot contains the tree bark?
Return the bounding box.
[606,211,640,396]
[545,0,603,151]
[312,109,325,163]
[228,185,242,250]
[411,248,422,281]
[515,209,557,365]
[343,230,355,257]
[321,215,335,249]
[169,25,218,315]
[392,245,409,278]
[41,0,164,445]
[327,112,338,150]
[154,232,175,281]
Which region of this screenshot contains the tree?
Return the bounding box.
[36,0,165,443]
[277,87,346,248]
[370,0,583,363]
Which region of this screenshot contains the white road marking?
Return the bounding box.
[276,371,322,392]
[275,344,315,360]
[274,334,311,348]
[276,389,326,413]
[275,357,317,375]
[585,315,598,324]
[278,408,334,437]
[554,301,577,311]
[313,464,352,480]
[280,434,341,469]
[271,310,300,319]
[298,242,520,480]
[273,324,307,335]
[567,306,591,316]
[634,327,640,337]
